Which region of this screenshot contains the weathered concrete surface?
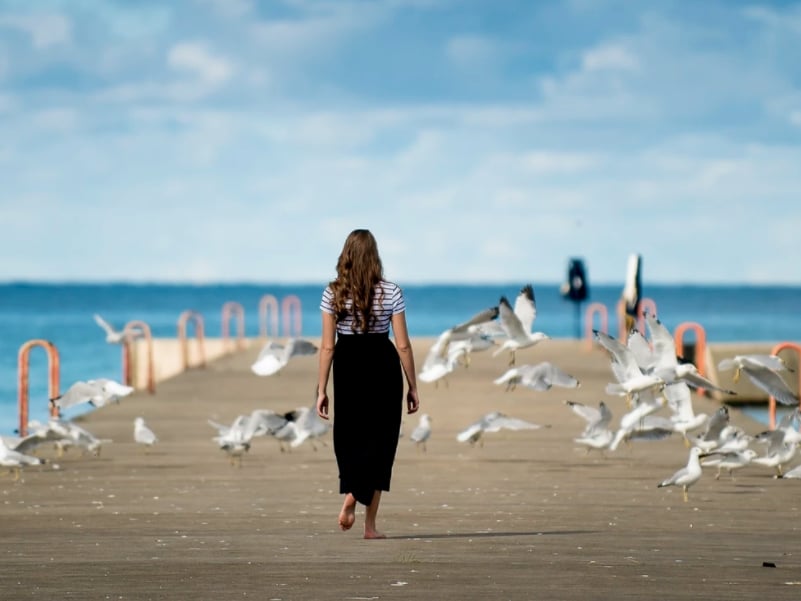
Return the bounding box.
[2,339,800,601]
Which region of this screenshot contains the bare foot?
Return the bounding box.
[338,495,356,531]
[363,529,386,540]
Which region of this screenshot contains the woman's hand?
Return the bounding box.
[317,391,330,420]
[406,389,420,415]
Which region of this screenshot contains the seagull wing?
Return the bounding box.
[93,313,115,335]
[451,306,500,338]
[53,380,103,410]
[516,362,580,390]
[626,330,655,371]
[681,370,736,394]
[255,341,283,362]
[245,409,288,439]
[498,296,527,341]
[483,413,542,432]
[512,285,537,334]
[598,401,613,430]
[702,406,729,441]
[564,400,601,426]
[742,365,799,405]
[456,422,483,443]
[13,427,64,454]
[744,354,794,373]
[287,339,318,358]
[645,314,678,371]
[664,381,694,419]
[593,330,641,379]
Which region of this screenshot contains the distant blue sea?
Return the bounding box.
[2,282,800,436]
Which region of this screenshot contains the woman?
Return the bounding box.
[316,229,420,539]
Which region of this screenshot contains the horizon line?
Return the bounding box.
[1,279,800,288]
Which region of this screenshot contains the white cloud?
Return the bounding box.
[168,42,234,87]
[0,13,71,48]
[522,151,599,174]
[195,0,254,19]
[31,108,78,132]
[446,35,496,67]
[743,5,801,33]
[581,43,639,71]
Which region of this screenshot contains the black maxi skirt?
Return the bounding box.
[333,333,403,506]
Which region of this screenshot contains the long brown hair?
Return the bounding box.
[329,229,384,332]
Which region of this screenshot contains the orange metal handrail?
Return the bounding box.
[282,294,302,337]
[122,320,155,394]
[584,302,609,351]
[177,310,206,370]
[221,301,246,350]
[259,294,279,339]
[674,321,707,396]
[18,339,60,437]
[767,341,801,429]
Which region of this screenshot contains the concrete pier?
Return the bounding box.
[2,339,800,600]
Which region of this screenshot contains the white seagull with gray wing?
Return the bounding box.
[251,338,318,376]
[657,446,703,502]
[456,411,544,447]
[493,285,549,366]
[494,361,580,392]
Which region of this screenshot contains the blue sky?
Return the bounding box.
[1,0,800,285]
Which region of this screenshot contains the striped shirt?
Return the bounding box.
[320,280,406,335]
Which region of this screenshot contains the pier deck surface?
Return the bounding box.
[2,339,800,600]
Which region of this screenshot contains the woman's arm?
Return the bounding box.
[316,311,336,419]
[392,311,420,414]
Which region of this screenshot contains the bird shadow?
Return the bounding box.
[385,529,598,541]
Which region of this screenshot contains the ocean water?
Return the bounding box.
[2,282,800,436]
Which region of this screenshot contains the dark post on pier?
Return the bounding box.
[560,257,589,339]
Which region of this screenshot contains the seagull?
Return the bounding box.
[409,414,432,452]
[45,418,112,457]
[718,355,799,405]
[456,411,543,447]
[684,406,731,452]
[251,338,318,376]
[285,405,331,451]
[419,331,461,386]
[718,354,795,379]
[616,415,675,446]
[243,409,299,452]
[593,330,666,405]
[700,448,757,480]
[10,420,67,455]
[645,314,736,395]
[564,400,613,436]
[609,388,666,451]
[208,415,252,467]
[133,417,158,450]
[492,285,549,366]
[753,408,801,448]
[0,437,45,481]
[657,446,703,502]
[494,362,580,392]
[443,306,500,367]
[564,400,614,454]
[94,314,141,344]
[447,332,496,367]
[573,428,614,454]
[751,442,798,478]
[664,382,709,444]
[52,378,134,412]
